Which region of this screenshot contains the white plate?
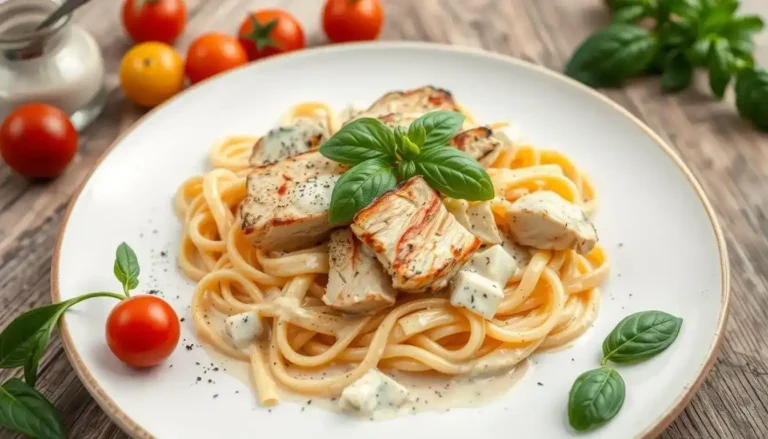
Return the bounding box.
[52,42,729,439]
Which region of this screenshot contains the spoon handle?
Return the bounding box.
[35,0,93,30]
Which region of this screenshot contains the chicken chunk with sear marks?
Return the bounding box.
[241,151,344,252]
[351,176,482,293]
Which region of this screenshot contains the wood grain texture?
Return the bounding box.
[1,0,767,438]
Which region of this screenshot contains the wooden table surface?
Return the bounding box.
[1,0,767,438]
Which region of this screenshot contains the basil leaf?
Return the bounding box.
[602,310,683,364]
[398,160,416,181]
[735,67,768,131]
[708,38,733,99]
[733,53,754,71]
[414,148,494,201]
[23,333,48,387]
[568,367,625,431]
[613,5,648,23]
[328,159,397,224]
[658,21,694,48]
[319,118,396,165]
[565,24,659,87]
[722,16,762,59]
[724,15,764,35]
[114,242,140,294]
[661,52,693,93]
[400,136,421,160]
[668,0,704,24]
[688,38,713,66]
[393,126,405,153]
[701,3,738,34]
[728,35,754,59]
[0,302,71,369]
[408,111,465,149]
[409,125,426,148]
[0,378,65,439]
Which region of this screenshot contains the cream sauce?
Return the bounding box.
[202,343,529,420]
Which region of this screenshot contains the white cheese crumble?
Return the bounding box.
[224,310,263,349]
[464,245,518,286]
[449,271,505,320]
[339,369,410,414]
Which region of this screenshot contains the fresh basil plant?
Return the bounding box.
[567,0,768,131]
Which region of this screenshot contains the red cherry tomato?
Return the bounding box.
[122,0,187,44]
[0,103,78,178]
[185,32,249,84]
[237,9,305,61]
[322,0,383,43]
[106,295,180,368]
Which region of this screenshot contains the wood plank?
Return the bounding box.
[1,0,767,438]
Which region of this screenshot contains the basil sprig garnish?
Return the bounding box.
[568,367,625,431]
[567,309,683,432]
[568,0,768,131]
[601,310,683,365]
[319,111,494,223]
[328,159,398,223]
[0,243,140,438]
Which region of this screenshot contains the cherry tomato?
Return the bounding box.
[185,33,249,84]
[0,103,77,178]
[120,42,185,108]
[323,0,383,43]
[238,9,305,61]
[106,295,180,368]
[122,0,187,44]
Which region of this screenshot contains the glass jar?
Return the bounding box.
[0,0,106,130]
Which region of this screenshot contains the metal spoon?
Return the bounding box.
[35,0,93,30]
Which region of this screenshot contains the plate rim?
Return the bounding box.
[50,41,731,439]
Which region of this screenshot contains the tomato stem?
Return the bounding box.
[244,17,282,51]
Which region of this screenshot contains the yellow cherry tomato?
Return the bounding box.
[119,42,184,108]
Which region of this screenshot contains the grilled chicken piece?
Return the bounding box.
[450,127,504,166]
[444,198,502,245]
[324,229,397,313]
[376,112,421,130]
[365,85,460,117]
[250,117,329,166]
[241,151,344,251]
[348,86,467,129]
[505,191,597,254]
[351,176,482,293]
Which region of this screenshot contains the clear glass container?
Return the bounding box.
[0,0,106,131]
